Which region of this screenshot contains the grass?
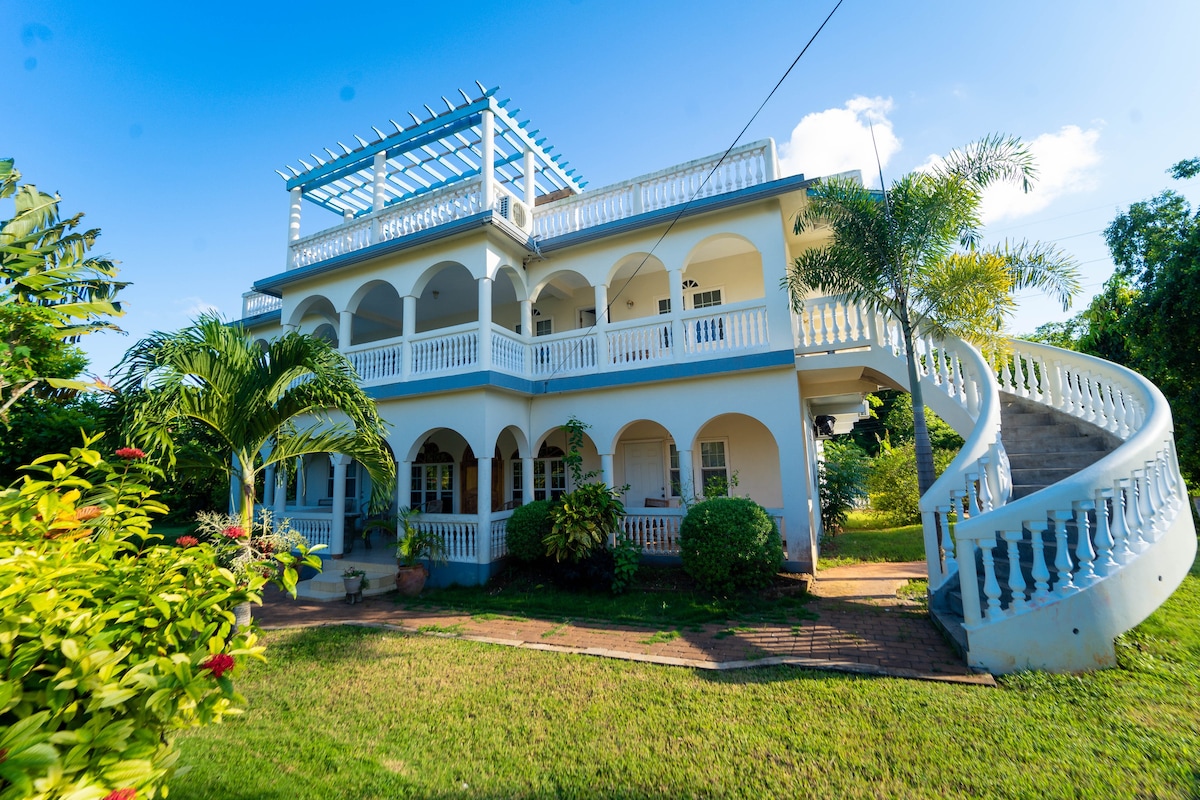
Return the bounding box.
[168,557,1200,799]
[403,564,815,629]
[819,510,926,567]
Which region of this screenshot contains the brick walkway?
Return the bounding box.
[255,561,994,686]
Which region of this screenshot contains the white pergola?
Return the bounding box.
[278,82,586,227]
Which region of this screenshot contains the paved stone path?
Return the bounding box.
[255,561,994,686]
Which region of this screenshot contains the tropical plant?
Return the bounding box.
[0,437,318,799]
[784,134,1080,539]
[378,506,447,568]
[114,314,396,538]
[818,438,871,534]
[0,158,126,423]
[679,496,783,594]
[545,481,626,563]
[193,509,319,596]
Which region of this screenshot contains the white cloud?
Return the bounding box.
[979,125,1102,224]
[778,96,901,187]
[177,297,222,319]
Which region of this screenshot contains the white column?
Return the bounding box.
[296,456,307,506]
[523,149,536,205]
[600,453,615,489]
[477,455,493,565]
[522,453,535,502]
[676,448,695,502]
[402,295,417,381]
[371,151,387,242]
[273,466,287,518]
[520,299,533,336]
[330,455,349,558]
[481,108,496,211]
[338,310,353,350]
[594,284,609,370]
[287,187,302,269]
[398,459,413,511]
[228,454,241,516]
[668,268,685,360]
[264,463,276,509]
[478,275,493,372]
[343,209,354,223]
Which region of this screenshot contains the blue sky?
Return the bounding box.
[5,0,1199,376]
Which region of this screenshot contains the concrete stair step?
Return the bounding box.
[298,560,397,601]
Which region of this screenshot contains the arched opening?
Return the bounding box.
[692,413,782,506]
[350,281,404,346]
[415,262,476,333]
[531,270,593,335]
[613,419,676,507]
[682,235,765,307]
[606,253,668,323]
[492,265,526,333]
[312,323,338,347]
[291,295,339,343]
[529,426,599,500]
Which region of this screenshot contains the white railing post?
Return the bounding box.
[287,186,302,269]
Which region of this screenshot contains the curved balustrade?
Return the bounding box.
[953,342,1186,632]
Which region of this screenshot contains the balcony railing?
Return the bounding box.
[242,291,282,318]
[284,141,777,271]
[339,299,771,387]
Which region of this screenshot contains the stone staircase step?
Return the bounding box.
[297,559,397,602]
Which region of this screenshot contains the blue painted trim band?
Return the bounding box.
[364,349,795,401]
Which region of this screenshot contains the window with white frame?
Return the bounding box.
[410,443,455,513]
[533,444,567,501]
[658,298,671,315]
[692,287,725,343]
[700,440,730,496]
[692,288,723,309]
[510,457,523,504]
[669,444,681,497]
[535,318,553,337]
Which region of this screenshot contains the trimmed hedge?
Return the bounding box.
[505,499,553,562]
[679,497,783,594]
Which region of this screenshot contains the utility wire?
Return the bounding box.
[538,0,845,387]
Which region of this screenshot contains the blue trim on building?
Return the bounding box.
[363,349,795,401]
[237,309,282,329]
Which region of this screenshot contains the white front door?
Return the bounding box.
[624,441,664,507]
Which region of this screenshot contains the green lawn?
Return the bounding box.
[819,510,926,567]
[169,556,1200,799]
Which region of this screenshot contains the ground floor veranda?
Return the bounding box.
[250,369,823,583]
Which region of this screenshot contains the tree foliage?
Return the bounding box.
[114,315,395,534]
[785,135,1080,531]
[817,438,870,535]
[0,159,126,423]
[0,439,319,799]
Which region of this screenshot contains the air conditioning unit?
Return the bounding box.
[496,194,532,234]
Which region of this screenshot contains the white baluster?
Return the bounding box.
[1000,354,1014,393]
[1110,478,1131,563]
[1073,500,1097,585]
[1051,510,1078,594]
[1003,530,1028,613]
[1093,488,1117,576]
[1029,518,1051,600]
[980,542,1004,620]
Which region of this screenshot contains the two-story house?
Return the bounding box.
[239,85,1195,674]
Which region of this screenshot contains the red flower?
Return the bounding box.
[102,789,136,800]
[176,535,200,548]
[202,653,236,679]
[222,526,247,540]
[114,447,146,460]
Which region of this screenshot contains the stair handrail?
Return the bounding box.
[914,332,1007,592]
[952,339,1184,628]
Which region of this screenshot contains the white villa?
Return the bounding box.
[240,85,1195,673]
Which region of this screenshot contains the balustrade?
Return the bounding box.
[414,516,477,562]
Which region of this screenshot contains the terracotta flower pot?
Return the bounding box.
[396,564,429,597]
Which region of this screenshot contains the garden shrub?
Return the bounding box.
[0,438,320,799]
[868,442,958,523]
[505,499,553,562]
[545,482,625,563]
[818,438,870,534]
[679,497,783,594]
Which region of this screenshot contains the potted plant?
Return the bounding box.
[391,507,447,596]
[340,566,367,604]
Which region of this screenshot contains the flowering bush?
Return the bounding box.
[192,509,317,595]
[0,437,322,799]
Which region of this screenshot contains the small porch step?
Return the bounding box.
[295,558,397,602]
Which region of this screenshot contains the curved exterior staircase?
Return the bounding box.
[796,298,1197,673]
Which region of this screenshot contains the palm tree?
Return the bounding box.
[115,314,395,536]
[785,134,1080,512]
